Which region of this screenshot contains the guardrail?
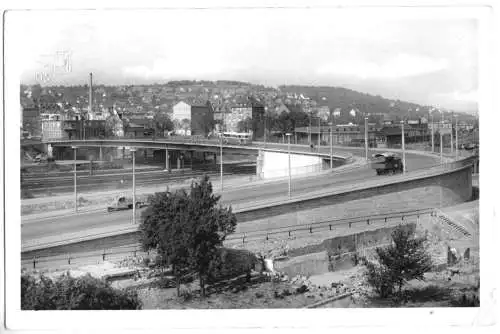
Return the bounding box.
[21,208,435,270]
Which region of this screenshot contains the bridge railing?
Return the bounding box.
[21,208,435,271]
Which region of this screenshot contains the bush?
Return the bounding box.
[21,272,142,310]
[362,224,433,299]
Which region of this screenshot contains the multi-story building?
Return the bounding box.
[41,119,67,141]
[172,101,214,136]
[225,100,252,133]
[294,123,379,146]
[22,105,42,138]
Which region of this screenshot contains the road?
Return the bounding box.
[21,150,440,243]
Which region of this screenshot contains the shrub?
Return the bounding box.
[362,224,433,299]
[21,272,142,310]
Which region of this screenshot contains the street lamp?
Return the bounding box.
[400,121,406,174]
[130,148,137,224]
[450,113,454,156]
[264,106,268,147]
[72,145,77,212]
[454,114,459,160]
[317,117,321,149]
[286,133,292,199]
[220,134,223,193]
[329,122,333,169]
[440,111,444,164]
[364,117,369,162]
[430,111,434,153]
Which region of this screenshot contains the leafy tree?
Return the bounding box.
[139,175,237,297]
[153,112,174,135]
[237,117,254,133]
[362,224,433,299]
[21,272,142,310]
[104,115,122,137]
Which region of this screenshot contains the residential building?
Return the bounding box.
[294,123,379,146]
[225,100,252,133]
[22,105,42,138]
[172,101,214,136]
[41,120,67,141]
[316,105,330,121]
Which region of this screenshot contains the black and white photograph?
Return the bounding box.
[2,0,497,332]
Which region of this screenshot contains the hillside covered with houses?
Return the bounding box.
[20,80,479,149]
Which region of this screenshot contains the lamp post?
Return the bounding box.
[220,134,223,192]
[264,106,268,147]
[286,133,292,199]
[431,112,434,153]
[130,148,137,224]
[72,146,77,212]
[401,121,406,174]
[440,111,444,164]
[364,117,369,162]
[329,122,333,169]
[454,115,459,160]
[317,117,321,149]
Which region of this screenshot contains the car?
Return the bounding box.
[107,196,148,212]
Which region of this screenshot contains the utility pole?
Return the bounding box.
[440,111,444,163]
[364,117,369,162]
[401,121,406,174]
[317,117,321,149]
[131,148,136,224]
[450,112,454,156]
[329,122,333,169]
[431,112,434,153]
[220,106,225,192]
[287,133,292,199]
[455,115,459,160]
[72,146,77,212]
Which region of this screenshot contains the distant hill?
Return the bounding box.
[280,85,430,119]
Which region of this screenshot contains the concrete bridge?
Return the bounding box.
[43,138,352,179]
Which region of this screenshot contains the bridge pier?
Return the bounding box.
[165,148,170,171]
[99,146,103,161]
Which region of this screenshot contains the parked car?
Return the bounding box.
[107,196,148,212]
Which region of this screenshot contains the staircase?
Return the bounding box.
[435,211,472,240]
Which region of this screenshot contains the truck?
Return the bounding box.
[107,196,148,212]
[371,153,404,175]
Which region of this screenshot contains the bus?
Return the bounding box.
[219,132,253,145]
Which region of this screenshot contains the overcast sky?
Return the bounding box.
[7,8,478,112]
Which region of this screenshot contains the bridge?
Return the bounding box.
[43,138,353,179]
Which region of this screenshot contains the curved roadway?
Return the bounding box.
[21,148,441,243]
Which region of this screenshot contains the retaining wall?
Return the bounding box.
[235,165,473,224]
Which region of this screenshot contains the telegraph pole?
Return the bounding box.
[401,121,406,174]
[287,133,292,198]
[364,117,369,162]
[72,146,77,212]
[131,148,136,224]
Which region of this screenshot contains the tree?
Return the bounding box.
[362,224,433,299]
[139,176,237,297]
[237,117,253,133]
[153,112,174,135]
[21,272,142,310]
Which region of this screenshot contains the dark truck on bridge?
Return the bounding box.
[371,153,404,175]
[107,196,148,212]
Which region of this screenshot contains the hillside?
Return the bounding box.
[281,85,431,119]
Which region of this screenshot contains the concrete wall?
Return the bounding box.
[235,165,473,223]
[257,150,323,179]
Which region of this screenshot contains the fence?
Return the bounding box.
[22,208,434,271]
